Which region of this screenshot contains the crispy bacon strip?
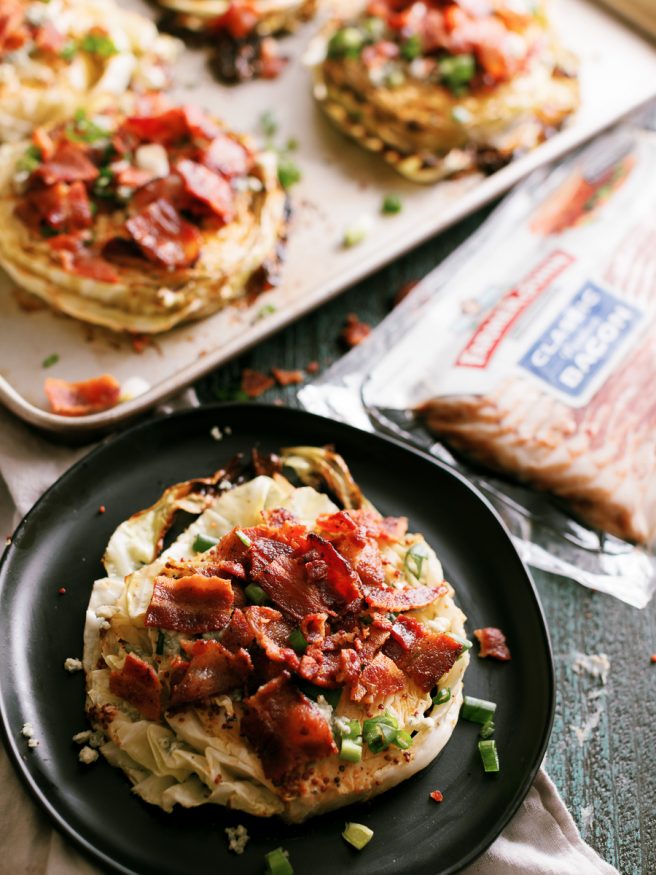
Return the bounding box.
[474,627,511,661]
[244,606,299,669]
[299,642,360,689]
[169,639,251,705]
[176,159,235,223]
[121,106,221,146]
[384,615,463,692]
[44,374,120,416]
[15,181,93,233]
[109,653,161,721]
[126,199,202,269]
[364,582,448,612]
[241,673,337,782]
[304,533,362,606]
[145,573,234,634]
[220,607,256,652]
[36,140,99,185]
[350,652,406,703]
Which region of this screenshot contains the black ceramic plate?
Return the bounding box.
[0,404,554,875]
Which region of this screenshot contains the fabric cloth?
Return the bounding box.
[0,402,617,875]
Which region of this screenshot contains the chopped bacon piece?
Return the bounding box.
[34,22,64,54]
[220,607,256,652]
[249,537,332,621]
[199,133,251,178]
[299,639,361,689]
[121,106,221,146]
[364,582,448,612]
[45,374,120,417]
[241,368,274,398]
[176,159,235,223]
[474,627,511,661]
[304,533,363,607]
[244,606,299,669]
[169,640,251,705]
[340,313,372,348]
[317,509,408,543]
[430,790,444,803]
[0,0,28,55]
[130,173,189,213]
[36,140,99,185]
[68,252,120,283]
[145,573,234,634]
[350,652,405,703]
[212,1,259,38]
[300,613,328,644]
[384,615,463,692]
[261,507,298,528]
[109,653,161,721]
[202,558,246,580]
[241,673,337,782]
[116,165,158,190]
[272,368,304,387]
[126,199,202,269]
[259,36,287,79]
[16,181,93,233]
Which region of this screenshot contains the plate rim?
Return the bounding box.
[0,402,555,875]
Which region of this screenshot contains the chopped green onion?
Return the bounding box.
[66,110,110,144]
[245,583,268,605]
[449,633,473,656]
[60,42,77,61]
[394,730,413,750]
[41,353,59,369]
[16,144,42,174]
[79,33,118,58]
[432,687,451,706]
[451,106,472,124]
[156,629,165,656]
[461,695,497,725]
[342,218,370,248]
[93,166,114,199]
[339,738,363,762]
[479,719,495,740]
[342,822,373,850]
[260,110,278,139]
[288,628,308,654]
[362,16,385,40]
[298,680,342,708]
[235,529,252,547]
[336,718,362,740]
[327,26,364,59]
[381,194,402,215]
[362,712,411,753]
[404,542,429,580]
[438,53,476,92]
[265,847,293,875]
[277,157,302,190]
[257,303,277,319]
[384,68,405,88]
[401,34,421,61]
[286,137,299,152]
[478,739,499,773]
[192,533,219,553]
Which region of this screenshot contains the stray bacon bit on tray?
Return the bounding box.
[650,654,656,664]
[44,374,121,417]
[306,361,320,374]
[340,314,372,349]
[393,280,418,308]
[272,368,304,387]
[98,505,106,514]
[130,334,152,355]
[474,627,511,661]
[241,368,275,398]
[58,587,67,595]
[430,790,444,803]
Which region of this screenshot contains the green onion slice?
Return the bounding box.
[432,688,451,706]
[461,695,497,725]
[245,583,268,605]
[478,739,500,773]
[265,847,293,875]
[339,738,363,762]
[381,194,403,215]
[235,529,252,547]
[362,712,412,753]
[155,629,165,656]
[288,628,308,654]
[342,822,374,850]
[192,533,219,553]
[479,719,495,740]
[41,353,59,369]
[404,542,429,580]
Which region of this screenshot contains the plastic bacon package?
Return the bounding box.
[300,112,656,608]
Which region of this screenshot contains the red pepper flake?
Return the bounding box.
[340,314,372,349]
[58,587,67,595]
[394,279,418,307]
[306,361,320,374]
[98,505,106,514]
[430,790,444,803]
[272,368,304,387]
[241,368,274,399]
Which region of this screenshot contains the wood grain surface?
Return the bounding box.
[196,204,656,875]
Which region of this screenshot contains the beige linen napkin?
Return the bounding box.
[0,404,617,875]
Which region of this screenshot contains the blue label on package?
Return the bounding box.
[519,282,641,398]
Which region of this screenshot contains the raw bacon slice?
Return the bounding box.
[384,615,463,692]
[145,573,234,634]
[176,159,235,223]
[125,199,202,268]
[44,373,120,416]
[364,582,448,612]
[350,652,406,703]
[244,606,299,669]
[109,653,161,721]
[241,673,337,782]
[36,140,99,185]
[169,640,251,705]
[474,627,511,661]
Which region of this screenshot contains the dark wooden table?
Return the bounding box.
[196,204,655,875]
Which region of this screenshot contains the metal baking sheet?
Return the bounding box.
[0,0,655,437]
